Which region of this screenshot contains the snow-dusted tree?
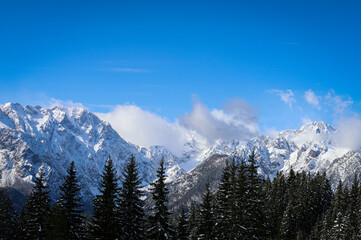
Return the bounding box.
[147,157,173,240]
[0,189,17,240]
[345,174,359,238]
[19,167,51,240]
[89,156,119,240]
[118,155,145,240]
[58,161,84,239]
[330,212,348,240]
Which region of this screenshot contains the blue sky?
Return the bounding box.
[1,1,361,143]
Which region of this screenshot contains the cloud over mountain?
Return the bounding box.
[96,98,260,154]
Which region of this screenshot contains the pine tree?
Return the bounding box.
[330,212,348,240]
[147,157,173,240]
[0,189,17,240]
[188,201,198,240]
[46,203,68,240]
[175,206,189,240]
[214,160,232,239]
[264,171,287,239]
[197,182,215,240]
[243,151,266,239]
[346,174,359,238]
[19,167,51,240]
[59,161,84,239]
[89,155,119,240]
[234,158,248,238]
[118,155,145,240]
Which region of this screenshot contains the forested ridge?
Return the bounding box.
[0,152,360,240]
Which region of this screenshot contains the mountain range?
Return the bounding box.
[0,102,360,208]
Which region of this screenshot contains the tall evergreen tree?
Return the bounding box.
[118,155,145,240]
[265,172,287,239]
[0,189,17,240]
[59,161,84,239]
[197,182,215,240]
[46,203,68,240]
[19,167,51,240]
[214,160,232,239]
[90,155,119,240]
[188,201,198,240]
[175,206,189,240]
[346,174,359,238]
[147,157,173,240]
[244,151,266,239]
[234,158,248,238]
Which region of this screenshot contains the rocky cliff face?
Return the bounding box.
[1,103,360,209]
[0,103,182,206]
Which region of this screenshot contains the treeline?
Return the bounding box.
[0,152,361,239]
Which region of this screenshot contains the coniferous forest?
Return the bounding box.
[1,152,361,240]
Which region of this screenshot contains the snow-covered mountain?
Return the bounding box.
[166,121,361,208]
[0,103,183,207]
[1,103,360,209]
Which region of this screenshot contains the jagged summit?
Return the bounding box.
[0,103,183,207]
[0,103,360,208]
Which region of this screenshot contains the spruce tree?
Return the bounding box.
[118,155,145,240]
[234,157,248,238]
[0,189,17,240]
[175,206,189,240]
[244,151,266,239]
[214,160,232,239]
[147,157,173,240]
[188,201,198,240]
[59,161,84,239]
[46,203,68,240]
[197,182,215,240]
[19,167,51,240]
[346,174,359,238]
[264,172,287,239]
[90,155,119,240]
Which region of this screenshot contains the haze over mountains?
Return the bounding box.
[0,102,360,207]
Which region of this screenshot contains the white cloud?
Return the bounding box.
[335,117,361,150]
[265,127,279,138]
[301,117,313,125]
[49,98,86,109]
[305,89,320,108]
[326,90,353,114]
[270,89,296,108]
[96,98,260,154]
[96,105,188,155]
[180,98,259,144]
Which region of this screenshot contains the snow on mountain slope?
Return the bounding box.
[166,121,361,209]
[0,103,183,206]
[1,103,360,209]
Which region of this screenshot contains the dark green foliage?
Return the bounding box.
[147,157,173,240]
[46,203,68,240]
[0,189,17,240]
[197,182,215,240]
[89,156,119,240]
[214,160,232,239]
[188,201,198,240]
[244,151,266,239]
[19,168,51,240]
[118,155,145,240]
[175,207,189,240]
[59,161,84,239]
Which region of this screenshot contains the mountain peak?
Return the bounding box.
[300,121,335,134]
